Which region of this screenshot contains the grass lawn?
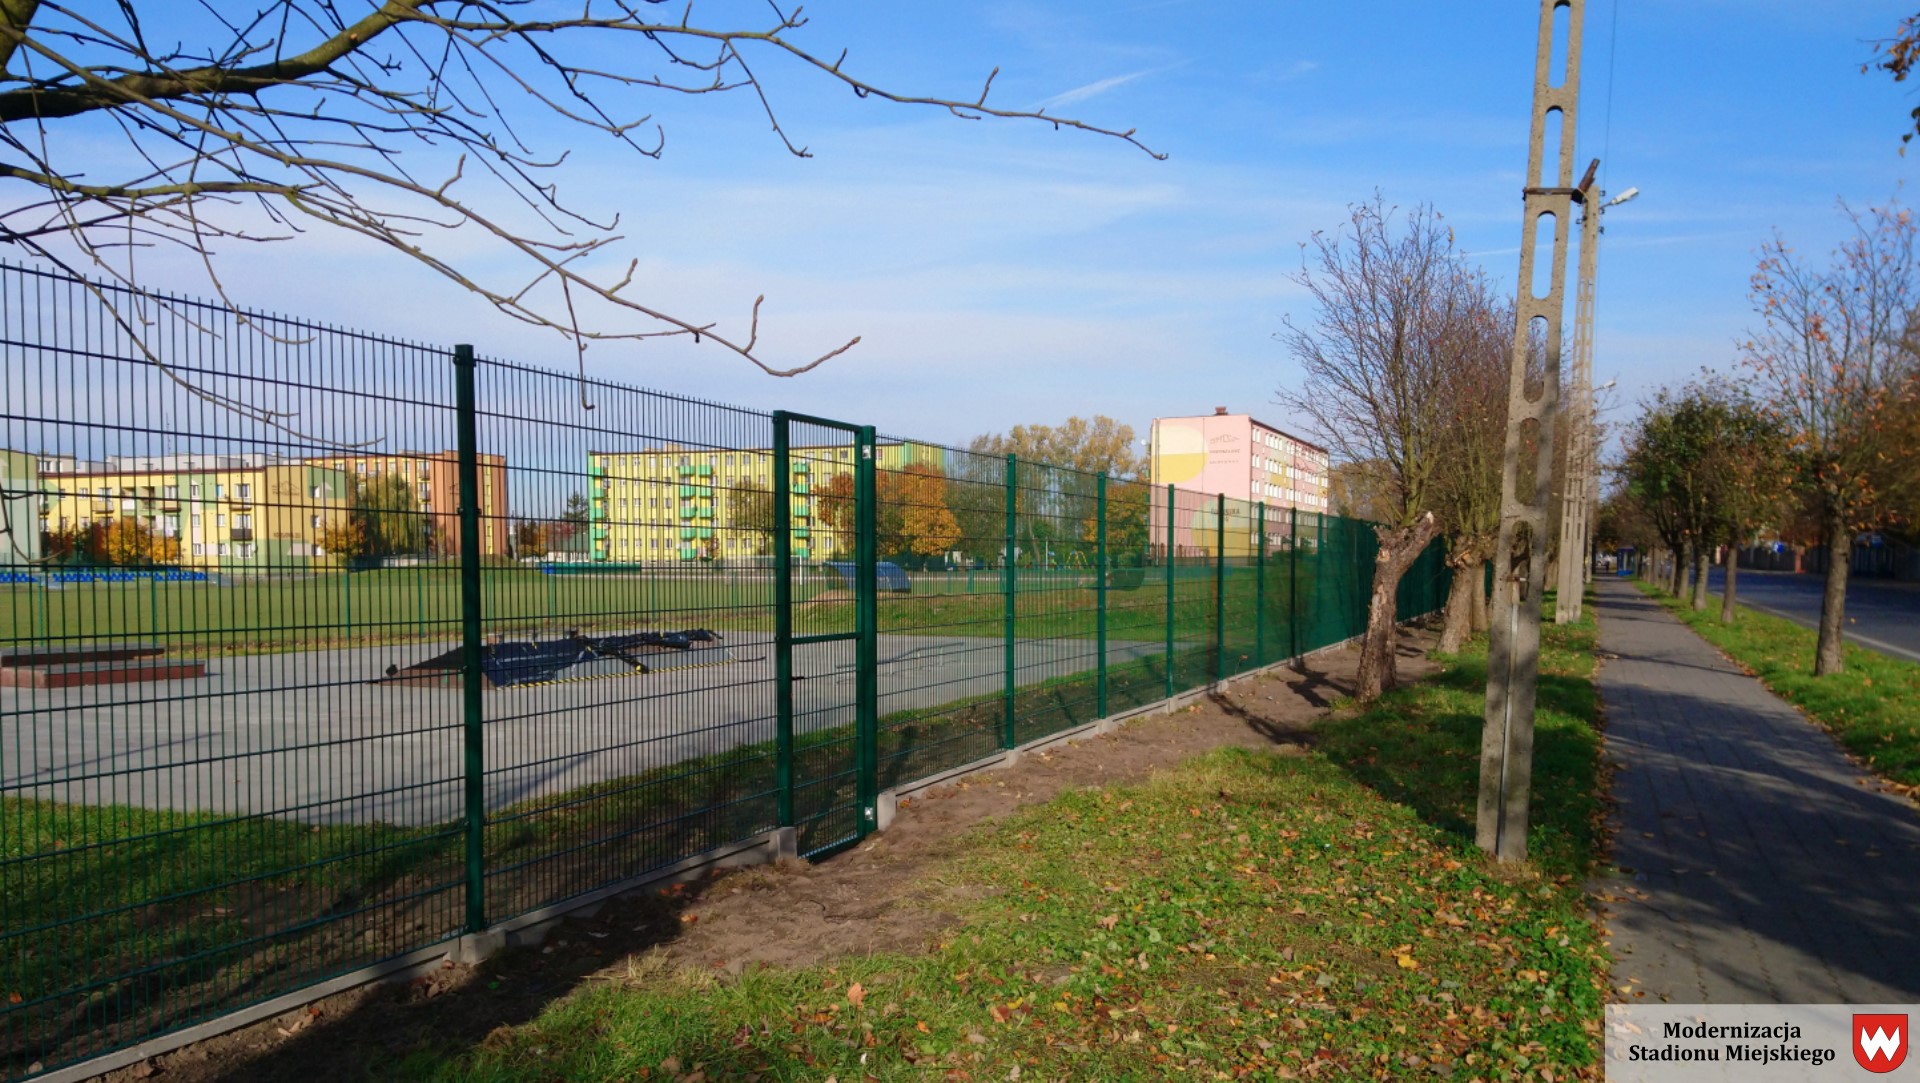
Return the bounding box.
[1,644,1227,1078]
[401,617,1608,1082]
[1633,579,1920,791]
[0,559,1378,660]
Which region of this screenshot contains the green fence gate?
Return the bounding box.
[772,412,880,857]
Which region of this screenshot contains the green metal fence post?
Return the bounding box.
[856,427,880,835]
[1003,453,1018,749]
[1095,472,1108,718]
[343,567,351,642]
[1255,502,1266,668]
[1289,507,1299,660]
[1164,483,1175,703]
[453,343,486,935]
[771,413,794,827]
[1214,493,1226,684]
[1318,511,1328,645]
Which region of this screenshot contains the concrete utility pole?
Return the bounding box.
[1478,0,1585,864]
[1556,186,1636,623]
[1555,192,1599,625]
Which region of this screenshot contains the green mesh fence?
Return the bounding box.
[0,261,1450,1080]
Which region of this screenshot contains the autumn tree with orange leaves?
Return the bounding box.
[880,464,963,561]
[1745,200,1920,675]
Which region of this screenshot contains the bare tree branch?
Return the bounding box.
[0,0,1163,389]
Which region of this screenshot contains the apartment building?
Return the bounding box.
[585,442,947,563]
[304,451,509,557]
[36,455,352,567]
[33,449,509,567]
[1147,409,1331,557]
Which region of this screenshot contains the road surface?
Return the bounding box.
[1,630,1176,825]
[1705,567,1920,663]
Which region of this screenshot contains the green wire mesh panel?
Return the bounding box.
[1164,485,1219,696]
[470,361,786,919]
[1102,478,1165,715]
[1396,536,1452,623]
[1255,506,1302,667]
[0,256,1456,1082]
[1002,458,1102,747]
[0,264,466,1078]
[869,444,1006,786]
[1217,495,1261,680]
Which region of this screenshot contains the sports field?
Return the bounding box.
[0,561,1324,656]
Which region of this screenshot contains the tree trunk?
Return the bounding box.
[1676,542,1692,599]
[1691,547,1711,611]
[1436,540,1480,654]
[1815,512,1850,676]
[1470,558,1491,633]
[1355,513,1439,702]
[1720,542,1738,624]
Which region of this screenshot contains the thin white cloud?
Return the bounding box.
[1039,67,1161,109]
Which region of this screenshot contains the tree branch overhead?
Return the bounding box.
[0,0,1162,376]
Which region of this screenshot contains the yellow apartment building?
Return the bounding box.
[33,450,510,567]
[35,456,353,568]
[585,442,946,563]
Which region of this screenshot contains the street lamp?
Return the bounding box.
[1555,188,1636,621]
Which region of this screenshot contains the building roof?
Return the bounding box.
[1152,412,1328,456]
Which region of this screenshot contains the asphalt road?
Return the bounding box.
[1705,567,1920,663]
[1,630,1175,825]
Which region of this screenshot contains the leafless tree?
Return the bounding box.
[1277,196,1484,701]
[1428,285,1511,654]
[1745,200,1920,675]
[0,0,1161,406]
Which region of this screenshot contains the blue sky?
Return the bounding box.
[31,1,1920,454]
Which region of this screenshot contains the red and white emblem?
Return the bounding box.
[1854,1013,1908,1074]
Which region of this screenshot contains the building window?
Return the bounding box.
[192,543,203,556]
[311,514,322,529]
[217,514,226,528]
[217,543,230,556]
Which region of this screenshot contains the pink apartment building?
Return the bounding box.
[1147,408,1330,557]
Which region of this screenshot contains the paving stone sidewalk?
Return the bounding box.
[1595,578,1920,1003]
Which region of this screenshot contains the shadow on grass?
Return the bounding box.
[1309,631,1603,881]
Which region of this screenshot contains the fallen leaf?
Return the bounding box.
[1396,954,1419,970]
[1097,914,1120,930]
[847,982,866,1008]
